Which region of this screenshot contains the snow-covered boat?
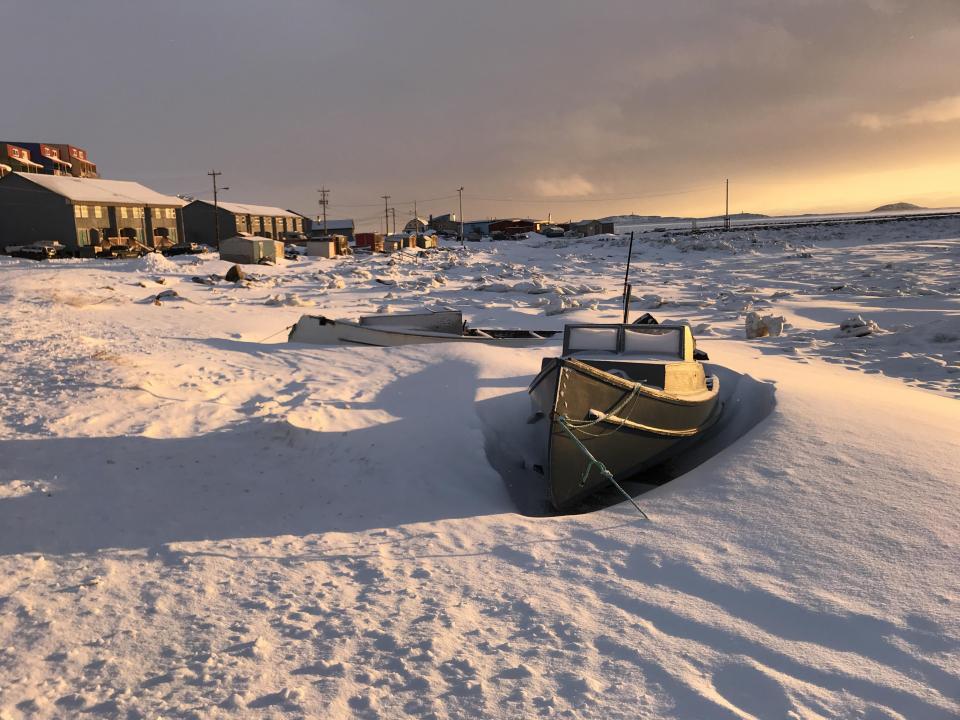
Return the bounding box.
[288,308,560,347]
[528,322,721,510]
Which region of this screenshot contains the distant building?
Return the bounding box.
[428,213,460,236]
[403,216,429,234]
[488,218,543,236]
[0,144,44,176]
[2,143,99,178]
[0,172,184,252]
[52,144,99,178]
[304,217,354,242]
[461,220,491,239]
[182,200,304,246]
[5,143,77,176]
[566,219,616,237]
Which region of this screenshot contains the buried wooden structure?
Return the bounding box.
[288,308,560,347]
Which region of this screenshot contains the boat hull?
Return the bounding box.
[529,358,721,510]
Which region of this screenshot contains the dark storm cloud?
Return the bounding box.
[1,0,958,222]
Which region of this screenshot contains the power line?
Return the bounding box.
[318,187,329,235]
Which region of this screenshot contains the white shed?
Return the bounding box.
[219,234,283,264]
[306,239,337,258]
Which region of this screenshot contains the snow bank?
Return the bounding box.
[0,217,958,718]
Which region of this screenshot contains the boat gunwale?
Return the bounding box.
[560,357,718,406]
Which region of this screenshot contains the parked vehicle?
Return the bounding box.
[163,242,206,257]
[4,241,66,260]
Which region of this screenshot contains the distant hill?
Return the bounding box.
[870,202,926,213]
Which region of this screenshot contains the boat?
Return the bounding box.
[527,321,721,510]
[288,308,561,347]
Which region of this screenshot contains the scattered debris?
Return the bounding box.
[225,265,246,283]
[264,293,315,307]
[745,312,786,339]
[837,315,880,338]
[630,293,665,309]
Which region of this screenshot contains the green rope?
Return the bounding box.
[556,416,649,519]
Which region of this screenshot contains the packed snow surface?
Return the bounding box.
[1,217,958,718]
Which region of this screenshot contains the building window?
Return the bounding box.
[93,205,103,219]
[166,208,175,219]
[154,208,161,219]
[120,207,128,219]
[79,205,89,218]
[74,205,81,218]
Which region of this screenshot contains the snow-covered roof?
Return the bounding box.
[213,201,299,219]
[11,172,184,206]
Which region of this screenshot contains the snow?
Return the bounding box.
[0,216,958,718]
[5,172,185,206]
[210,201,301,219]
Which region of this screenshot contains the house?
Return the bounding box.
[304,217,354,242]
[428,213,460,236]
[1,142,99,178]
[487,218,543,236]
[182,200,304,246]
[463,220,491,237]
[0,172,185,254]
[52,145,98,177]
[403,216,429,234]
[0,144,44,176]
[567,219,616,237]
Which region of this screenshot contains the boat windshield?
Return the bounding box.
[563,324,687,360]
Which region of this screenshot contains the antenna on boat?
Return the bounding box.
[622,231,635,323]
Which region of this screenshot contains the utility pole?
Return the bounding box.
[317,187,329,236]
[390,207,396,235]
[457,186,464,245]
[208,170,223,245]
[413,199,418,237]
[724,178,730,231]
[382,195,391,236]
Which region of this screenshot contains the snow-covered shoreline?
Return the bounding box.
[1,218,958,718]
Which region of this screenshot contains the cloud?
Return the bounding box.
[533,175,595,198]
[854,95,960,130]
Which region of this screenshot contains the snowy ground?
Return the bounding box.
[1,218,958,719]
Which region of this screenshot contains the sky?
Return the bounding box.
[2,0,959,230]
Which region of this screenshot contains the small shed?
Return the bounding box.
[307,234,349,257]
[307,239,336,258]
[416,235,438,249]
[383,236,405,252]
[219,234,283,264]
[355,232,384,252]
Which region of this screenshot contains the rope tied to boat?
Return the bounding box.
[556,415,649,520]
[562,382,643,432]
